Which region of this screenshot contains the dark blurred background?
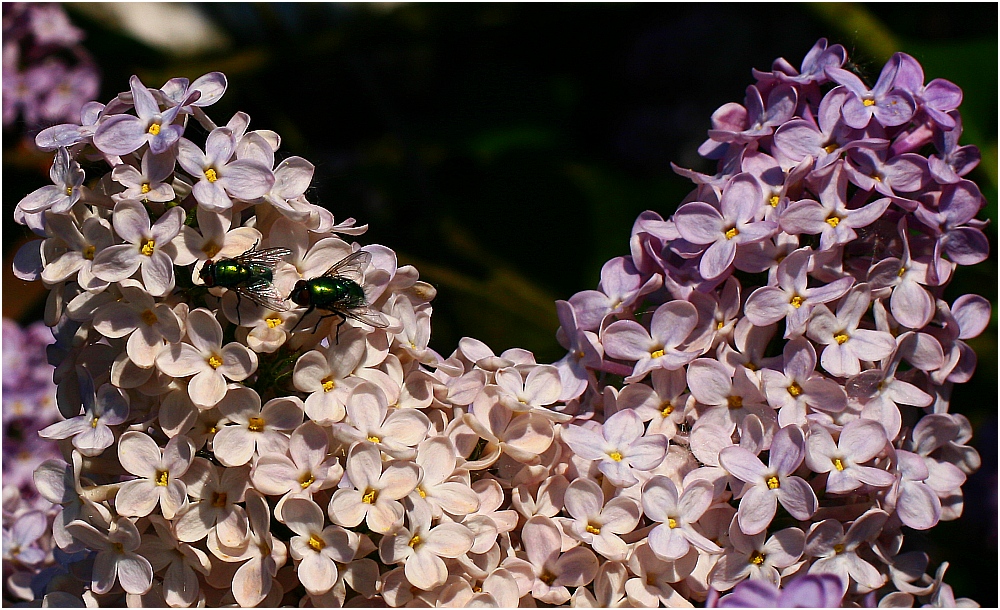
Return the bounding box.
[3,3,996,604]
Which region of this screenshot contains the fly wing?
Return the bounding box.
[341,305,389,329]
[237,278,291,312]
[322,250,371,284]
[234,246,293,269]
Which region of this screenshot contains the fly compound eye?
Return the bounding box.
[200,264,214,286]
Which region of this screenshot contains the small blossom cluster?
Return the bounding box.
[6,39,988,608]
[2,319,64,602]
[2,3,99,132]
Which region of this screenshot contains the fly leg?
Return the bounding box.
[289,306,315,333]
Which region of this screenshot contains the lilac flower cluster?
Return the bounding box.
[3,319,63,601]
[2,3,99,132]
[6,39,988,607]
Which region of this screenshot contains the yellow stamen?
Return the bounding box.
[725,227,739,240]
[650,349,665,359]
[362,489,377,504]
[749,550,765,565]
[834,333,849,345]
[832,457,845,471]
[247,417,265,432]
[83,245,96,260]
[322,379,336,392]
[148,123,161,136]
[667,518,678,529]
[407,535,421,548]
[207,424,218,435]
[141,309,158,326]
[661,403,674,417]
[140,183,151,194]
[833,543,845,554]
[112,542,125,554]
[897,266,907,278]
[367,435,381,443]
[202,242,222,259]
[204,168,218,182]
[826,216,840,228]
[308,534,326,551]
[266,317,282,329]
[766,476,780,490]
[300,474,315,489]
[140,238,155,257]
[608,451,623,462]
[211,492,228,508]
[863,99,876,107]
[91,416,100,428]
[745,362,758,372]
[716,320,725,331]
[769,195,780,207]
[585,523,601,535]
[539,571,557,586]
[823,143,839,154]
[417,487,426,498]
[65,186,74,196]
[789,295,805,309]
[787,382,803,397]
[727,395,743,409]
[207,355,223,369]
[155,470,169,486]
[872,174,882,183]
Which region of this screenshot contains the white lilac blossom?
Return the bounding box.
[8,41,989,608]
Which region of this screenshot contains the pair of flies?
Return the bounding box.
[199,244,388,335]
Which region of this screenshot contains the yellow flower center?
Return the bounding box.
[140,309,158,326]
[155,470,169,486]
[140,238,156,257]
[727,395,743,409]
[661,403,674,417]
[766,476,780,490]
[140,183,151,194]
[322,378,336,392]
[769,195,780,207]
[539,571,557,586]
[308,534,326,551]
[300,474,315,489]
[148,122,161,136]
[826,215,841,228]
[266,317,282,329]
[211,491,228,508]
[833,543,845,554]
[247,417,265,432]
[362,488,378,504]
[202,241,222,259]
[834,332,849,345]
[824,142,839,154]
[789,295,805,309]
[407,534,422,548]
[787,382,803,397]
[749,550,766,565]
[417,487,427,498]
[112,542,125,554]
[832,457,845,471]
[725,227,739,240]
[650,349,665,359]
[83,245,96,260]
[667,517,678,529]
[897,266,907,278]
[65,186,74,196]
[207,355,223,369]
[745,361,758,372]
[608,451,623,462]
[585,523,601,535]
[91,416,100,428]
[367,435,381,443]
[204,168,219,182]
[863,98,876,107]
[207,424,218,435]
